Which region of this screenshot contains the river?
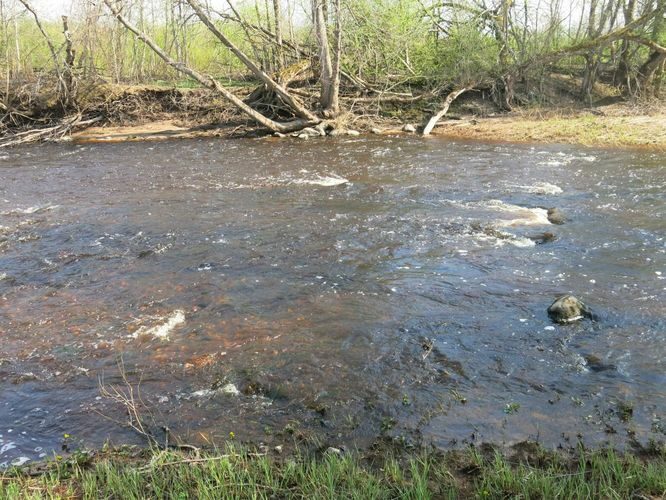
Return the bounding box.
[0,136,664,466]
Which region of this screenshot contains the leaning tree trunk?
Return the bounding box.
[185,0,317,122]
[102,0,317,133]
[638,50,666,96]
[421,87,470,136]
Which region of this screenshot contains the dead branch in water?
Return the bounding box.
[98,357,206,452]
[421,87,471,136]
[98,360,158,447]
[0,114,102,148]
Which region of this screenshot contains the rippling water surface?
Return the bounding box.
[0,137,664,466]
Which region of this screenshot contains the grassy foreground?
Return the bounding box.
[1,444,665,499]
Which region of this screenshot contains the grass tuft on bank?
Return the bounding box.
[1,443,665,499]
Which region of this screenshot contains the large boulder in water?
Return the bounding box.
[547,295,592,323]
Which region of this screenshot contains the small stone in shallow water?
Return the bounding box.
[529,231,557,244]
[547,295,592,323]
[547,207,567,225]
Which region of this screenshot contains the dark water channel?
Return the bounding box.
[0,136,664,466]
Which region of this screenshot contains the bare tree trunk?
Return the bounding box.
[17,0,75,107]
[614,0,636,87]
[580,0,599,103]
[329,0,342,116]
[102,0,317,133]
[13,13,21,76]
[185,0,318,121]
[62,16,76,106]
[638,49,666,95]
[225,0,264,65]
[314,0,334,113]
[273,0,284,69]
[498,0,514,109]
[17,0,60,77]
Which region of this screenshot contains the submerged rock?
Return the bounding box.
[547,207,567,225]
[528,231,557,244]
[547,295,593,323]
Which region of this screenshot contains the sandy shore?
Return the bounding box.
[72,109,666,150]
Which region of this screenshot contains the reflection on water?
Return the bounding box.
[0,137,664,466]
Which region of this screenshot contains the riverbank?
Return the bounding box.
[70,97,666,151]
[71,110,666,151]
[431,106,666,150]
[3,82,664,150]
[2,443,665,499]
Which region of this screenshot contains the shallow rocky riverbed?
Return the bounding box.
[0,136,664,467]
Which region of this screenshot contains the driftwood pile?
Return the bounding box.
[0,114,102,149]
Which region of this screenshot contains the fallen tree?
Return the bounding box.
[102,0,319,133]
[0,114,101,148]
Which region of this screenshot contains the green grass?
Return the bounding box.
[1,444,665,499]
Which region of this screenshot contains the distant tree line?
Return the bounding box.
[0,0,664,132]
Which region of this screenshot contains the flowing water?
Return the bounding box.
[0,136,664,466]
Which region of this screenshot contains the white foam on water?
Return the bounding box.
[11,457,30,466]
[506,236,537,248]
[442,199,551,225]
[132,310,185,340]
[0,442,16,455]
[191,389,215,398]
[539,160,567,166]
[482,200,551,227]
[472,230,536,248]
[3,205,59,215]
[292,175,349,187]
[0,273,7,281]
[537,152,597,166]
[515,182,563,195]
[191,383,239,398]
